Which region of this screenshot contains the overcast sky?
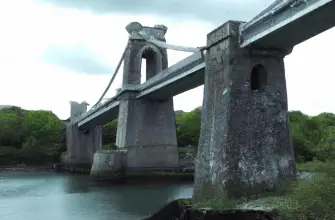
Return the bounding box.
[1,0,335,120]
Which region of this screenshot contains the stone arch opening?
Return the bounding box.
[139,46,162,84]
[250,64,267,92]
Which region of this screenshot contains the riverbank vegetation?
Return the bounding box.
[103,108,335,165]
[0,106,65,165]
[181,161,335,220]
[1,106,335,218]
[1,105,335,167]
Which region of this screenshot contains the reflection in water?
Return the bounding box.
[0,172,193,220]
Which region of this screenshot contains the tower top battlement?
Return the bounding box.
[126,22,167,40]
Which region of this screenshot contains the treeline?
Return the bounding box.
[0,107,65,165]
[1,106,335,165]
[103,108,335,163]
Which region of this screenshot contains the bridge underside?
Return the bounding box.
[78,101,120,130]
[138,63,205,100]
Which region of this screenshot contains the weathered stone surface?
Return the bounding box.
[69,101,89,122]
[142,199,280,220]
[116,24,179,168]
[181,208,280,220]
[126,145,178,168]
[193,20,296,199]
[62,122,101,167]
[62,101,102,169]
[90,150,126,177]
[141,199,188,220]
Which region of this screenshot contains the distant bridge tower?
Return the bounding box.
[69,101,89,122]
[116,22,179,168]
[62,101,102,169]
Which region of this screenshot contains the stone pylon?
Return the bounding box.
[62,101,102,169]
[193,21,296,200]
[115,23,179,169]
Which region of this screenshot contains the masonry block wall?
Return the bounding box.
[116,24,179,168]
[62,101,102,167]
[193,21,296,199]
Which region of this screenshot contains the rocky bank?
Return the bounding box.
[142,199,280,220]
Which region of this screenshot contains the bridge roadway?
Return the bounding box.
[77,52,205,129]
[77,0,335,130]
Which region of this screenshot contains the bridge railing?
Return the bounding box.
[76,53,206,124]
[138,51,205,90]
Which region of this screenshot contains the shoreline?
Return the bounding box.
[0,165,57,172]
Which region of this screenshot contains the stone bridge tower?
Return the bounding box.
[116,23,179,168]
[62,101,102,169]
[193,21,296,199]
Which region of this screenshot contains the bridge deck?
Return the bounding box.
[240,0,335,49]
[77,52,204,128]
[78,0,335,129]
[78,101,120,128]
[138,62,205,100]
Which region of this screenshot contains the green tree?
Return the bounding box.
[20,110,65,163]
[23,110,63,142]
[176,108,201,148]
[0,113,24,148]
[102,120,118,145]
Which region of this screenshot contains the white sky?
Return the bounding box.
[0,1,335,119]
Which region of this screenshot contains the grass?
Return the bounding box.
[178,147,196,159]
[127,171,193,177]
[296,159,335,173]
[102,144,117,151]
[180,160,335,220]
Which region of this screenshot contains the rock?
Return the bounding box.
[181,208,280,220]
[141,199,191,220]
[142,199,281,220]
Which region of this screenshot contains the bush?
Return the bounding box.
[2,105,335,166]
[0,107,65,165]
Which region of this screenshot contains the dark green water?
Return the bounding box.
[0,172,193,220]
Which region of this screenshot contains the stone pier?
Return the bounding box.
[193,21,296,200]
[62,101,102,170]
[116,23,179,169]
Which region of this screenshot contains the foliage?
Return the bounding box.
[181,161,335,220]
[281,173,335,220]
[101,119,117,147]
[0,107,65,165]
[2,104,335,166]
[175,108,201,148]
[100,108,335,163]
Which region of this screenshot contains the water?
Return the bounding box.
[0,172,193,220]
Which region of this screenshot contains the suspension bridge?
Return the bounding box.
[62,0,335,198]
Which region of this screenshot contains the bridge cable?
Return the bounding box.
[91,30,206,110]
[137,32,206,53]
[91,43,129,109]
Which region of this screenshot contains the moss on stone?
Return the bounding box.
[189,161,335,220]
[174,198,192,206]
[126,171,193,179]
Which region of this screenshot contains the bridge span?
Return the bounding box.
[62,0,335,199]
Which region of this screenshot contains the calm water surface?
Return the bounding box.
[0,172,193,220]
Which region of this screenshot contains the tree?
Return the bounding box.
[102,120,118,145]
[0,111,25,148]
[23,110,63,143]
[176,108,201,148]
[2,104,335,165]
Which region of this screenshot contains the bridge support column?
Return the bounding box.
[115,24,179,169]
[193,21,296,200]
[116,92,178,169]
[61,101,102,170]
